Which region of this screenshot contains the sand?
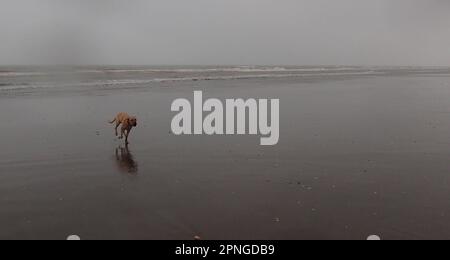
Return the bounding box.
[1,71,450,239]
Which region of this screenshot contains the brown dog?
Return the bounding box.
[109,113,137,144]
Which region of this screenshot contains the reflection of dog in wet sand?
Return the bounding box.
[115,145,138,174]
[109,113,137,145]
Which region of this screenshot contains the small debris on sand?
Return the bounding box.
[194,235,201,240]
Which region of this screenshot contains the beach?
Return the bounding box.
[1,66,450,240]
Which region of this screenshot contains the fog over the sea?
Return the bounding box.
[0,0,449,66]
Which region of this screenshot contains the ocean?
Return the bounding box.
[1,66,450,96]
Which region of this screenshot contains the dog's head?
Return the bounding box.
[129,117,137,127]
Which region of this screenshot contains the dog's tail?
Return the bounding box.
[109,118,116,124]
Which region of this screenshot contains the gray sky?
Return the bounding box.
[0,0,449,66]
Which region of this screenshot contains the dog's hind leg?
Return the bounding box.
[115,122,121,137]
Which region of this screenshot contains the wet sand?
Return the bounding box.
[1,74,450,239]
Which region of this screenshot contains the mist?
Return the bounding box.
[0,0,449,66]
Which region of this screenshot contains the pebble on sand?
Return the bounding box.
[67,235,81,240]
[367,235,381,240]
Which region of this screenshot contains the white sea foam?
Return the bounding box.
[0,72,49,77]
